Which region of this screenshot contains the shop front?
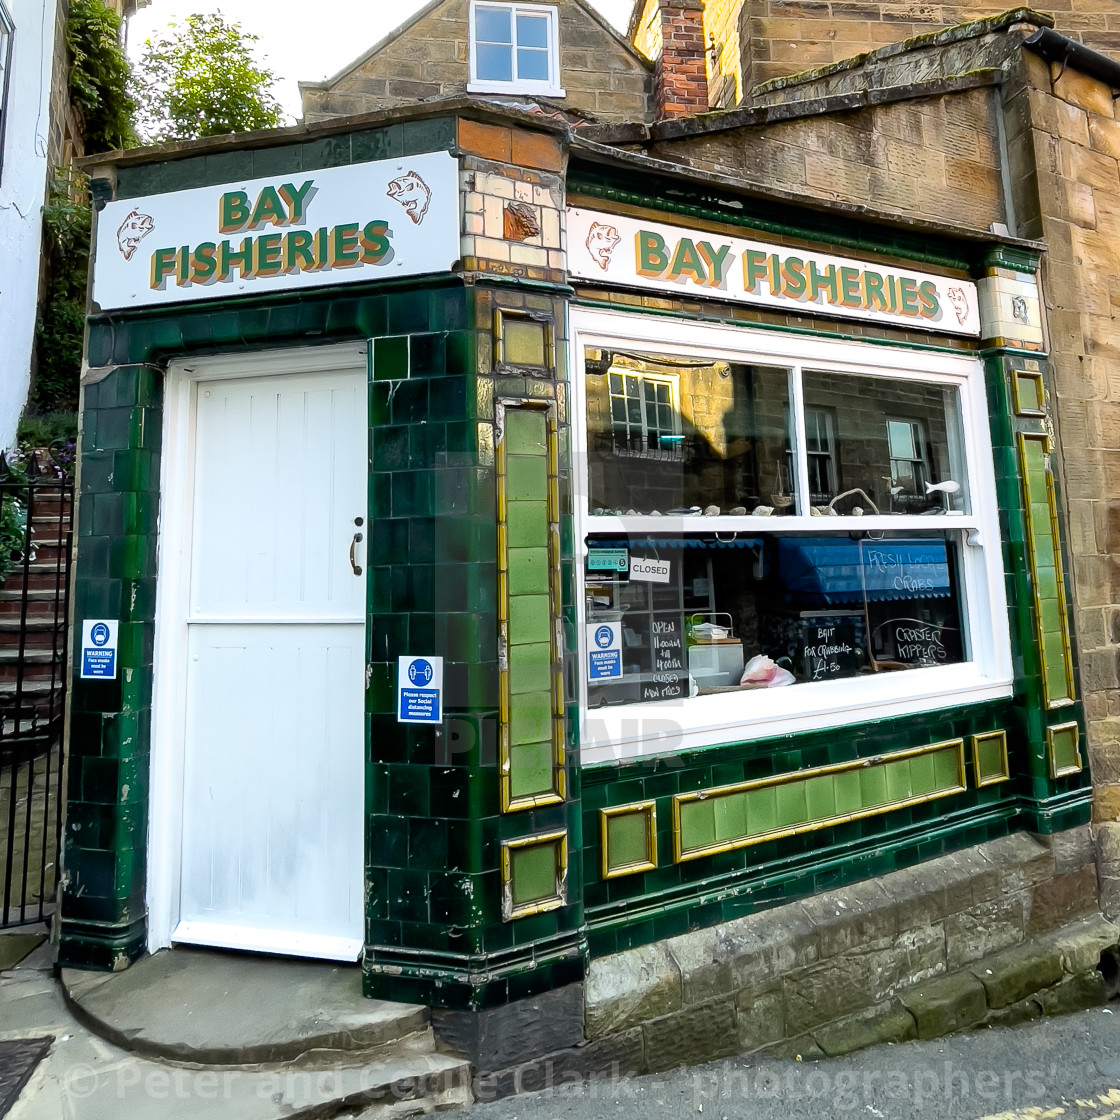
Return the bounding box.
[60,104,1092,1066]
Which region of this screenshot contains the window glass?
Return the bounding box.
[472,3,556,88]
[587,349,796,516]
[585,531,965,708]
[802,370,968,515]
[475,6,513,43]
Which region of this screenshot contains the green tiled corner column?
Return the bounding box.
[59,364,162,969]
[983,347,1090,832]
[362,283,585,1011]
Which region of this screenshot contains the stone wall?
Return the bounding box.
[741,1,1119,87]
[646,84,1006,234]
[1011,53,1120,913]
[300,0,652,124]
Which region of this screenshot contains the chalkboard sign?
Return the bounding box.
[802,621,860,681]
[643,614,686,701]
[871,616,962,666]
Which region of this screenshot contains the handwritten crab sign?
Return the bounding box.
[92,152,459,311]
[566,207,981,337]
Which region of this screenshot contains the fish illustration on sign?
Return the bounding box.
[386,171,431,225]
[585,222,620,270]
[116,210,154,261]
[947,286,970,326]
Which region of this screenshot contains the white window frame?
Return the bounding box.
[608,365,682,458]
[570,307,1013,765]
[467,1,565,97]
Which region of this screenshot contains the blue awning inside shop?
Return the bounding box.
[588,536,763,550]
[778,538,952,606]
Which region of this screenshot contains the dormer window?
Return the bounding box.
[468,2,564,97]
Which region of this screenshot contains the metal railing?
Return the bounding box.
[0,449,73,928]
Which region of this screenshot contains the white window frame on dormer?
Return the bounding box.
[468,1,565,98]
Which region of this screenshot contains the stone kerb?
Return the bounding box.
[584,830,1102,1061]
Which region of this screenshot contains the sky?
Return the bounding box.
[125,0,636,123]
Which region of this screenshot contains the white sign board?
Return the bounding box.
[93,152,460,311]
[630,556,671,584]
[398,655,444,724]
[80,619,119,680]
[586,621,622,681]
[567,207,981,337]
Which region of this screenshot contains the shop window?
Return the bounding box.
[468,2,564,97]
[0,1,13,178]
[573,311,1013,762]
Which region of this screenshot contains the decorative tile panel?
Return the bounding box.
[672,740,966,863]
[971,730,1010,786]
[501,831,568,920]
[1018,433,1076,709]
[1011,367,1046,417]
[497,402,564,812]
[600,802,657,879]
[1047,722,1082,779]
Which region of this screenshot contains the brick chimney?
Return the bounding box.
[656,0,708,120]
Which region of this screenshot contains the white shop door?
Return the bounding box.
[174,362,366,961]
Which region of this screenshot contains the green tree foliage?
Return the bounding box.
[132,14,285,143]
[33,169,91,414]
[66,0,136,152]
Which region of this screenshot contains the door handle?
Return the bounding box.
[349,533,364,576]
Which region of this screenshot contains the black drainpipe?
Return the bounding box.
[1023,27,1120,91]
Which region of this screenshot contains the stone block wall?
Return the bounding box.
[1010,53,1120,913]
[300,0,652,125]
[741,2,1119,87]
[646,84,1005,233]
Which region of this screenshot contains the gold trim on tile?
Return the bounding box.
[671,739,967,863]
[1011,369,1046,418]
[497,399,565,813]
[1018,432,1076,709]
[1046,721,1082,779]
[600,801,658,879]
[971,730,1010,787]
[501,829,568,921]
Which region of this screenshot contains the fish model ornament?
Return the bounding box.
[924,480,960,495]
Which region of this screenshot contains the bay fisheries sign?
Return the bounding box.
[567,207,981,337]
[92,152,460,311]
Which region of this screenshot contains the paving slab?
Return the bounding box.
[61,946,429,1064]
[0,937,46,975]
[0,1038,51,1119]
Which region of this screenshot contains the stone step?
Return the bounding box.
[61,945,433,1067]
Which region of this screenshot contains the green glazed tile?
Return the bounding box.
[774,781,807,829]
[606,811,649,869]
[506,501,548,548]
[1049,725,1080,773]
[1034,565,1059,603]
[505,410,547,455]
[1038,597,1064,638]
[507,455,548,501]
[833,769,861,815]
[679,799,715,852]
[510,841,559,906]
[374,336,409,381]
[508,594,550,646]
[713,792,747,843]
[933,745,964,790]
[883,759,913,802]
[509,700,551,747]
[908,751,936,797]
[509,645,552,695]
[508,547,549,597]
[744,786,776,835]
[859,765,888,808]
[803,775,835,822]
[509,741,554,800]
[976,739,1004,782]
